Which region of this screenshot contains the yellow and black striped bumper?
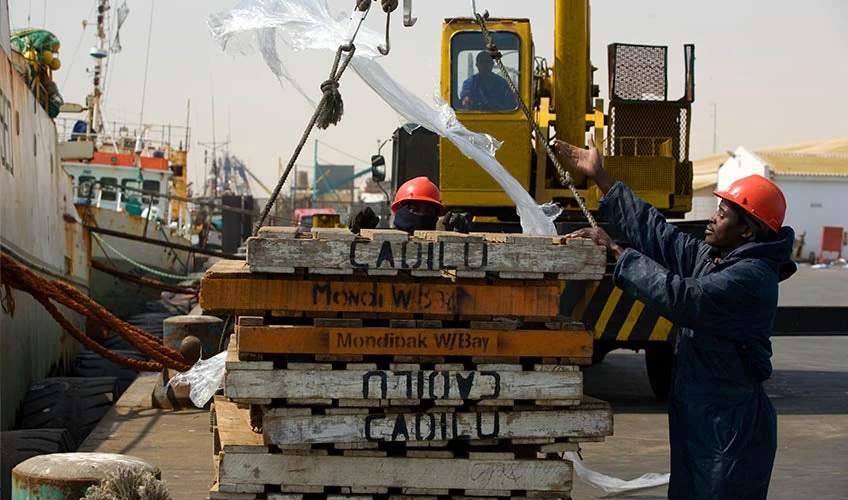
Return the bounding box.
[561,280,673,342]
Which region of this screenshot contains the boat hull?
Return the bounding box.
[0,40,89,430]
[83,206,192,317]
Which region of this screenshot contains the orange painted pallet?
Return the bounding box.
[200,272,561,317]
[238,324,592,358]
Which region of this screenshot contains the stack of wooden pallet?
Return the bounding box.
[201,228,612,500]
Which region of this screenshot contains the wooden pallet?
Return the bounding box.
[213,402,572,499]
[210,486,574,500]
[261,405,612,447]
[234,316,592,360]
[225,336,587,407]
[213,396,601,454]
[246,228,604,280]
[201,260,566,317]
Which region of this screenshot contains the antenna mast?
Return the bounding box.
[86,0,109,140]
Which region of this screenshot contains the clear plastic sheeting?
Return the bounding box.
[564,452,670,496]
[168,350,227,408]
[207,0,557,235]
[352,57,556,235]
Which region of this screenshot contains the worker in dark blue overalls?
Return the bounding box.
[555,136,796,500]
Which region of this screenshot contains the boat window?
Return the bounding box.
[100,177,118,201]
[121,179,142,202]
[77,175,96,198]
[142,180,160,204]
[451,31,520,112]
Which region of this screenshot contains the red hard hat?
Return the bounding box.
[391,176,445,215]
[713,174,786,233]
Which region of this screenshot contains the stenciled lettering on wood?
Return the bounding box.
[362,370,500,399]
[225,368,582,401]
[262,408,612,445]
[365,411,499,442]
[334,330,494,355]
[350,240,487,270]
[311,282,461,312]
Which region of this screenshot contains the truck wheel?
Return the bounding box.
[645,343,673,401]
[591,341,615,364]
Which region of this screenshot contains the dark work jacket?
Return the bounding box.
[599,182,796,500]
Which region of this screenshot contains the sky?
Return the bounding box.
[9,0,848,198]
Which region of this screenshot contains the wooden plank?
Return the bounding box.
[238,325,593,357]
[225,338,273,371]
[205,259,253,278]
[256,226,300,239]
[246,234,604,279]
[262,408,612,445]
[209,482,261,500]
[225,368,582,401]
[360,228,410,241]
[238,316,265,327]
[213,397,265,451]
[218,483,265,494]
[200,278,561,316]
[218,454,572,492]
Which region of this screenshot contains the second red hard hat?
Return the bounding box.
[391,177,445,215]
[713,174,786,233]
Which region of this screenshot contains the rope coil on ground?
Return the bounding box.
[474,12,597,228]
[1,252,191,372]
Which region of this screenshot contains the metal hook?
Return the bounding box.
[345,1,371,48]
[378,12,391,55]
[403,0,417,27]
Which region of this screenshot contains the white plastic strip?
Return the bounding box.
[207,0,556,235]
[564,451,670,496]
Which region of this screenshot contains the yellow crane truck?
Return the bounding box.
[377,0,698,399]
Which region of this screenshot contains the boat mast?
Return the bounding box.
[86,0,109,140]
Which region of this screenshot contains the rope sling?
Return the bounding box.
[253,0,400,234]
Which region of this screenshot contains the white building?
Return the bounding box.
[688,139,848,262]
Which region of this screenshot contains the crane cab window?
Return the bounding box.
[451,31,520,112]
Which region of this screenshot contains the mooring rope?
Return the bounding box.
[1,252,191,372]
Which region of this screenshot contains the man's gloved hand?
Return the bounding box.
[350,207,380,234]
[442,211,471,233]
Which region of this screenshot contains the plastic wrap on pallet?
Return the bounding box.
[207,0,557,235]
[565,451,669,495]
[169,350,227,407]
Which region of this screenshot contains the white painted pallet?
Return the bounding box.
[217,454,572,494]
[247,228,604,279]
[225,367,582,402]
[262,407,613,445]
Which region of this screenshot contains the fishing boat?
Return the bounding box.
[60,118,196,317]
[56,0,199,318]
[0,9,89,431]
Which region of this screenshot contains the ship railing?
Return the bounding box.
[56,117,190,156]
[76,180,289,248]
